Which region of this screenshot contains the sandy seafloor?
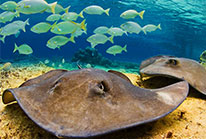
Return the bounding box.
[0,61,206,139]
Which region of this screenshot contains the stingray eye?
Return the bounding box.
[166,59,178,66]
[99,81,110,92]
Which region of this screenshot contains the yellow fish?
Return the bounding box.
[106,45,127,56]
[0,62,12,70]
[83,5,110,16]
[120,10,145,19]
[17,0,57,14]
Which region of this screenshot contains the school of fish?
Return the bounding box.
[0,0,161,56]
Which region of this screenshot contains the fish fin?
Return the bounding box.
[64,5,70,13]
[15,11,20,17]
[69,35,75,43]
[105,8,110,16]
[142,28,147,35]
[48,2,57,14]
[51,21,57,29]
[123,45,127,52]
[13,43,18,53]
[139,10,145,19]
[157,24,161,30]
[91,43,97,48]
[0,36,5,43]
[80,19,86,31]
[24,5,31,8]
[109,35,114,43]
[124,31,128,36]
[25,18,29,25]
[79,11,84,18]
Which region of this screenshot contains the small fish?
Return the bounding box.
[58,64,63,68]
[13,43,33,55]
[120,10,145,19]
[0,1,19,11]
[0,11,20,23]
[120,21,145,34]
[46,4,70,14]
[62,58,65,64]
[46,14,61,22]
[72,28,86,38]
[61,11,84,21]
[44,59,50,64]
[83,5,110,16]
[87,34,114,48]
[93,26,109,34]
[31,22,55,34]
[0,62,12,71]
[17,0,57,14]
[106,45,127,56]
[52,63,55,67]
[51,20,86,35]
[142,24,161,34]
[107,27,127,36]
[47,35,73,49]
[0,18,29,43]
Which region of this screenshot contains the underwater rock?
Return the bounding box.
[2,68,188,138]
[71,46,139,71]
[71,46,113,67]
[140,56,206,95]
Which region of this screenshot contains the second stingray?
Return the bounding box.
[140,56,206,95]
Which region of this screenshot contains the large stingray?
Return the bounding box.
[2,68,189,138]
[140,56,206,95]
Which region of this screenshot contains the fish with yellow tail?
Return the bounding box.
[51,20,86,35]
[0,1,19,11]
[0,11,20,23]
[13,43,33,55]
[120,10,145,20]
[0,62,12,71]
[106,45,127,56]
[87,34,114,48]
[16,0,57,14]
[31,22,56,34]
[82,5,110,16]
[142,24,161,34]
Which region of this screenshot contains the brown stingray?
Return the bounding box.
[2,68,189,138]
[140,56,206,95]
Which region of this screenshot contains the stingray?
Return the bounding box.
[140,56,206,95]
[2,68,189,138]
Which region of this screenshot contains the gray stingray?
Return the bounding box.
[2,68,189,138]
[140,56,206,95]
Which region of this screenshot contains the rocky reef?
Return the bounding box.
[71,47,139,72]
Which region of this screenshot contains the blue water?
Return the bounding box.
[0,0,206,64]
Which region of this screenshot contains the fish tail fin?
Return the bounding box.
[15,11,20,17]
[139,10,145,19]
[142,28,147,35]
[124,31,128,36]
[109,35,114,43]
[123,45,127,52]
[79,11,84,18]
[69,35,75,43]
[91,43,97,48]
[0,36,5,43]
[80,19,87,31]
[49,2,57,14]
[157,24,161,30]
[13,43,18,53]
[105,8,110,16]
[64,5,70,13]
[51,21,57,29]
[25,18,30,25]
